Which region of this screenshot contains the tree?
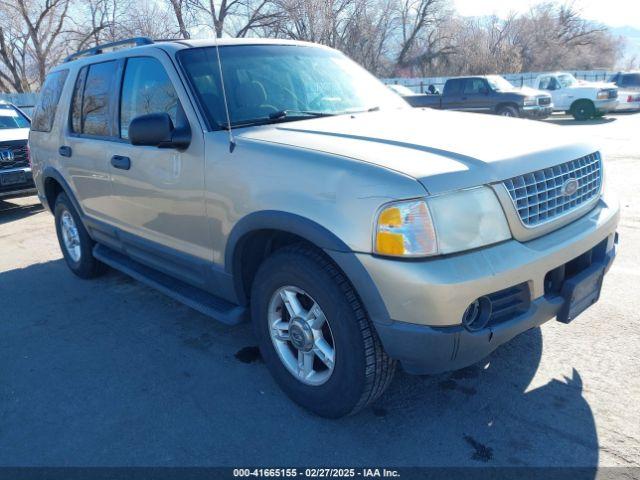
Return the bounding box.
[0,7,31,92]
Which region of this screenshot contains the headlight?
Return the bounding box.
[374,187,511,258]
[523,96,537,106]
[374,199,437,257]
[597,90,609,100]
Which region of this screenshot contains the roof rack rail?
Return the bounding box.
[64,37,154,63]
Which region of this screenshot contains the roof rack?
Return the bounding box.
[64,37,154,63]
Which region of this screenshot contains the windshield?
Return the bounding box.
[557,74,577,88]
[486,75,516,91]
[178,45,406,128]
[0,104,30,129]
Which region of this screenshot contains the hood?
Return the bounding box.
[519,86,551,97]
[0,128,29,143]
[239,108,596,194]
[575,80,617,90]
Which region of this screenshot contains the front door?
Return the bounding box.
[107,54,210,288]
[461,78,492,113]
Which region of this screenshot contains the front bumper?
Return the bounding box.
[356,192,619,374]
[594,99,619,113]
[521,105,553,118]
[0,168,36,199]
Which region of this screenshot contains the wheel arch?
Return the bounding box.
[42,167,82,216]
[570,98,594,111]
[225,211,391,325]
[495,102,520,114]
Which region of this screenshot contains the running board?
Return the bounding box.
[93,244,246,325]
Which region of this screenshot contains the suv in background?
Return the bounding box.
[607,72,640,111]
[534,72,618,120]
[30,38,619,418]
[0,100,34,200]
[418,75,553,118]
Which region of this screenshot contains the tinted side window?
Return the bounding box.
[463,79,487,94]
[32,70,69,132]
[621,74,640,87]
[119,57,179,139]
[445,79,463,95]
[70,66,88,133]
[82,61,118,136]
[70,61,118,137]
[538,76,551,89]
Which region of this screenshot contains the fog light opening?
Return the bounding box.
[462,296,492,331]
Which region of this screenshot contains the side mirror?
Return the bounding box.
[129,112,191,150]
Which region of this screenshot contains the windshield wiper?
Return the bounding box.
[268,109,335,120]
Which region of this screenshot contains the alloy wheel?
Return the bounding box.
[267,286,336,386]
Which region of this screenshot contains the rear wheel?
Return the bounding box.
[251,244,396,418]
[54,193,105,279]
[497,105,519,117]
[571,100,595,120]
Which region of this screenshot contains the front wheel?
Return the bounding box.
[571,100,595,120]
[497,105,519,117]
[251,245,396,418]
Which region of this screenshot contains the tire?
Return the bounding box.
[571,100,595,120]
[54,193,106,279]
[251,244,396,418]
[497,105,519,118]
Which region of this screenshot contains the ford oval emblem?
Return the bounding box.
[561,178,579,197]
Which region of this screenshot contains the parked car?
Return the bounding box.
[534,72,618,120]
[613,91,640,112]
[30,38,619,418]
[419,75,553,119]
[0,100,35,200]
[607,71,640,91]
[607,72,640,111]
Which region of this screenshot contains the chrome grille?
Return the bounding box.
[537,96,551,106]
[0,141,29,170]
[503,152,602,227]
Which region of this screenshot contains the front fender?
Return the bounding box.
[225,210,392,326]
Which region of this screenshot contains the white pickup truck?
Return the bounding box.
[534,72,618,120]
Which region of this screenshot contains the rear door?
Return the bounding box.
[441,79,465,109]
[106,52,210,288]
[64,60,121,222]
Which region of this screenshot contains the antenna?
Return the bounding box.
[213,34,236,153]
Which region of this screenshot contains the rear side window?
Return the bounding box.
[119,57,179,139]
[621,74,640,87]
[31,70,69,132]
[70,61,118,137]
[444,79,463,95]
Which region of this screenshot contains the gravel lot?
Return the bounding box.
[1,112,639,469]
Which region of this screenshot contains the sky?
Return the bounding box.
[453,0,640,29]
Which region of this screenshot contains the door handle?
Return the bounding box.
[110,155,131,170]
[58,146,72,157]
